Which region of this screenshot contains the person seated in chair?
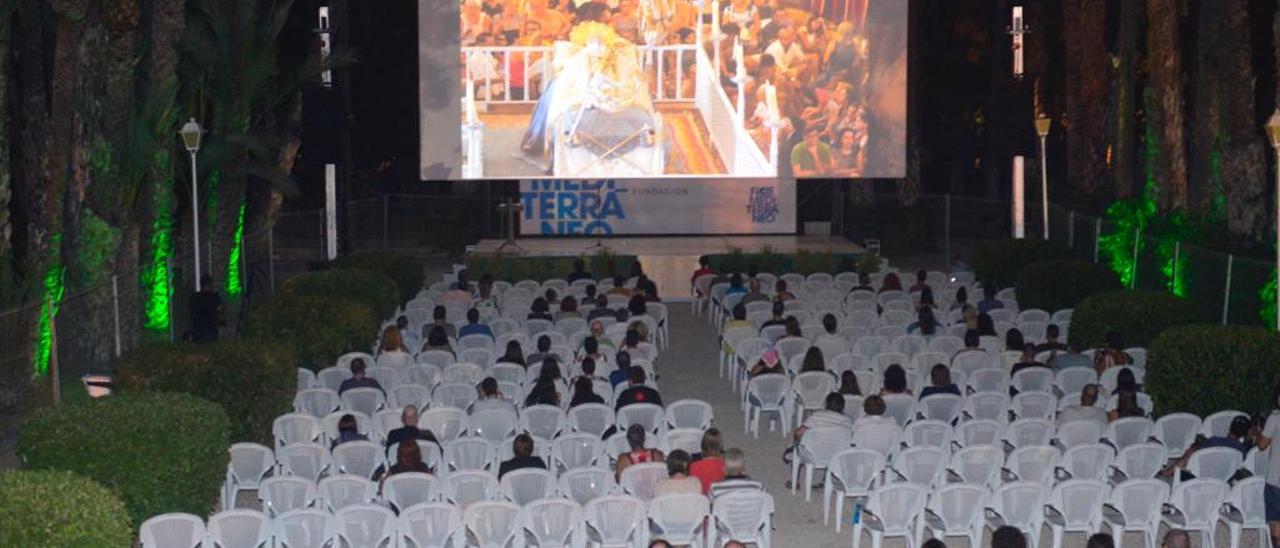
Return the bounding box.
[919,364,961,400]
[566,259,593,283]
[1160,415,1254,480]
[339,359,385,396]
[458,308,494,339]
[385,405,441,449]
[760,301,787,331]
[654,450,702,496]
[498,433,547,479]
[1057,384,1107,429]
[615,424,665,478]
[615,367,662,410]
[469,377,517,414]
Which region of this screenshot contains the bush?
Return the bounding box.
[245,293,378,370]
[114,341,296,444]
[18,393,230,527]
[1068,290,1198,349]
[972,239,1068,289]
[331,252,424,304]
[1147,325,1280,416]
[0,470,133,547]
[1015,259,1122,312]
[284,268,400,321]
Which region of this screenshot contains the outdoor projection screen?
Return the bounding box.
[422,0,907,180]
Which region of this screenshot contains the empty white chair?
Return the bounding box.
[891,446,948,488]
[1101,479,1168,548]
[433,382,479,410]
[207,509,270,548]
[222,443,274,511]
[520,404,566,440]
[967,368,1011,395]
[317,367,352,393]
[559,467,618,506]
[140,513,206,548]
[1104,417,1154,452]
[881,393,916,427]
[500,468,556,506]
[278,442,330,482]
[1054,368,1097,395]
[924,483,988,548]
[851,421,901,457]
[1154,412,1202,459]
[902,419,953,450]
[463,500,522,548]
[520,497,583,548]
[666,399,714,430]
[398,502,462,548]
[1162,479,1229,548]
[421,407,468,442]
[1112,443,1166,482]
[1006,445,1060,485]
[951,351,991,377]
[1012,367,1055,394]
[444,438,496,472]
[403,364,441,388]
[918,393,963,424]
[332,440,385,479]
[1005,418,1055,450]
[928,335,964,357]
[390,384,430,410]
[318,474,378,513]
[366,366,402,390]
[986,481,1047,548]
[585,495,649,548]
[259,476,317,518]
[662,427,704,456]
[824,448,885,531]
[744,374,792,438]
[551,433,604,472]
[1043,479,1109,548]
[470,408,518,444]
[851,482,928,548]
[792,371,837,419]
[1056,420,1104,452]
[1013,391,1057,421]
[949,445,1003,489]
[617,403,665,436]
[619,462,668,501]
[648,493,711,548]
[383,472,439,513]
[272,413,321,451]
[417,349,455,369]
[273,508,333,548]
[964,391,1011,423]
[568,403,615,437]
[1186,446,1244,484]
[710,491,774,548]
[956,419,1005,448]
[333,504,397,548]
[297,367,318,390]
[1221,476,1273,548]
[295,388,340,418]
[1057,443,1115,482]
[444,470,500,510]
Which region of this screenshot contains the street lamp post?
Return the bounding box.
[180,118,203,292]
[1035,115,1051,240]
[1266,110,1280,331]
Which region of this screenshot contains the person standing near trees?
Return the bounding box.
[1254,382,1280,547]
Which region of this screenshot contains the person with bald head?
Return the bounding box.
[1161,530,1189,548]
[384,405,440,449]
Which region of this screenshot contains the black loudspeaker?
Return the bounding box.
[302,85,343,165]
[988,77,1036,157]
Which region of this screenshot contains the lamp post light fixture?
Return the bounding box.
[1035,115,1052,241]
[180,118,204,292]
[1266,110,1280,331]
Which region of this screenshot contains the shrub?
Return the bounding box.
[0,470,133,547]
[114,340,296,444]
[465,254,639,281]
[18,392,230,527]
[245,293,378,370]
[972,239,1068,289]
[331,252,424,303]
[793,249,835,275]
[1015,259,1122,312]
[1068,290,1198,349]
[1147,325,1280,417]
[284,268,400,320]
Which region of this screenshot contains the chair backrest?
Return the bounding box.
[551,433,604,472]
[648,493,711,543]
[140,512,206,548]
[259,476,318,518]
[559,467,618,506]
[793,371,837,409]
[902,419,952,450]
[1111,442,1165,481]
[470,409,518,444]
[333,440,385,479]
[1006,445,1059,484]
[445,470,500,510]
[867,483,928,535]
[295,388,340,418]
[500,468,557,506]
[422,407,468,442]
[463,500,522,548]
[893,446,948,488]
[1104,417,1154,451]
[990,481,1046,540]
[1048,479,1109,528]
[519,498,582,547]
[319,474,378,513]
[273,413,321,451]
[1154,413,1202,457]
[619,461,668,501]
[273,508,333,548]
[390,384,430,410]
[335,504,397,548]
[851,421,900,457]
[1054,367,1097,395]
[928,483,987,533]
[227,442,275,488]
[445,438,496,472]
[1012,391,1057,421]
[827,448,885,496]
[616,403,665,435]
[663,427,705,456]
[1011,367,1054,393]
[918,394,963,424]
[949,446,1003,488]
[964,391,1010,423]
[1187,446,1244,483]
[966,369,1010,395]
[279,442,330,482]
[881,393,916,426]
[318,367,353,393]
[710,491,775,543]
[567,402,615,437]
[518,404,565,440]
[665,399,713,430]
[585,495,648,546]
[1201,409,1248,438]
[1004,418,1055,449]
[383,471,439,512]
[747,375,791,408]
[398,503,462,548]
[956,419,1004,448]
[1228,476,1268,527]
[1107,479,1168,529]
[1168,479,1229,528]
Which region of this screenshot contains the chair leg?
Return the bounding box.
[821,480,832,527]
[1050,525,1063,548]
[1228,524,1241,548]
[852,523,863,548]
[790,458,800,494]
[803,465,814,502]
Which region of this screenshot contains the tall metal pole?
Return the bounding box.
[190,150,201,291]
[1039,133,1049,240]
[1275,147,1279,330]
[1010,6,1026,239]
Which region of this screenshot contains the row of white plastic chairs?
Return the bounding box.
[692,268,974,311]
[322,344,657,388]
[732,303,1071,345]
[145,489,777,548]
[400,296,671,348]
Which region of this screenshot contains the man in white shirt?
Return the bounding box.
[853,395,897,430]
[763,27,806,79]
[793,393,854,442]
[1255,385,1280,545]
[1056,384,1107,429]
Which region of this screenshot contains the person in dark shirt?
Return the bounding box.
[498,434,547,479]
[376,439,433,486]
[339,359,386,396]
[1034,324,1068,354]
[919,364,961,400]
[615,367,662,410]
[1162,415,1254,479]
[528,297,554,321]
[760,301,787,331]
[1010,345,1047,376]
[384,405,440,449]
[570,377,606,407]
[609,350,633,387]
[331,413,369,449]
[566,259,593,283]
[908,269,931,293]
[189,275,224,343]
[977,285,1004,314]
[587,294,617,322]
[458,308,494,339]
[850,272,874,293]
[526,335,553,366]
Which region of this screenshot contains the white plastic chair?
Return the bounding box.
[1056,420,1104,452]
[520,497,583,548]
[278,442,330,483]
[823,448,886,531]
[1154,413,1202,459]
[519,404,566,440]
[223,443,274,511]
[433,382,479,410]
[1006,445,1060,485]
[1186,446,1244,484]
[444,470,500,510]
[568,402,615,437]
[948,445,1003,489]
[140,513,206,548]
[964,391,1011,423]
[1012,391,1058,421]
[852,482,928,548]
[956,419,1005,449]
[666,399,714,430]
[649,493,711,548]
[881,393,916,427]
[500,467,556,506]
[744,374,792,438]
[585,494,649,548]
[711,491,774,548]
[1043,479,1109,548]
[966,368,1011,395]
[617,403,666,436]
[1104,417,1154,452]
[295,388,340,418]
[1202,410,1249,438]
[383,472,440,513]
[444,438,496,472]
[273,413,321,452]
[273,508,333,548]
[892,446,948,488]
[318,474,378,513]
[1012,367,1055,394]
[662,427,705,456]
[924,483,987,548]
[559,467,618,506]
[986,481,1047,548]
[207,509,270,548]
[259,476,317,518]
[1005,418,1056,450]
[902,419,952,450]
[551,432,604,472]
[1101,479,1168,548]
[792,371,837,419]
[619,461,668,501]
[1112,443,1166,482]
[398,502,462,548]
[791,426,853,502]
[1161,479,1229,548]
[917,394,962,424]
[317,367,352,393]
[464,500,522,548]
[390,384,430,410]
[335,504,398,548]
[470,409,518,444]
[1054,368,1097,395]
[421,407,468,442]
[1221,476,1273,548]
[1057,443,1115,483]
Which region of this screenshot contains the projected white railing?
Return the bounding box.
[693,46,775,177]
[462,45,697,103]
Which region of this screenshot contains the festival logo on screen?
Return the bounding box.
[520,180,627,235]
[747,186,779,224]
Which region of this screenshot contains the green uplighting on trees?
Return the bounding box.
[142,151,174,331]
[33,236,65,375]
[226,202,245,295]
[1264,273,1278,330]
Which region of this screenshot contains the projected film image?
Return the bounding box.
[457,0,907,179]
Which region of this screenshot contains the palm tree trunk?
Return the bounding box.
[1109,0,1142,199]
[1145,0,1188,210]
[1062,0,1109,197]
[1209,1,1267,237]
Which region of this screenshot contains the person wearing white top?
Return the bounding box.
[794,393,855,442]
[763,28,806,77]
[852,395,897,430]
[1056,384,1108,429]
[1255,384,1280,544]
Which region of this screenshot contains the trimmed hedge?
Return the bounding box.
[973,239,1068,289]
[284,268,400,321]
[246,293,378,371]
[1015,259,1122,312]
[1147,325,1280,417]
[704,250,862,275]
[17,392,230,527]
[466,253,640,282]
[114,340,296,444]
[1068,290,1198,349]
[0,470,133,547]
[331,252,424,304]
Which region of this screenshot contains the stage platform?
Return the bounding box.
[470,235,862,302]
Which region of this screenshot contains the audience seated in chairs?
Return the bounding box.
[470,377,516,414]
[458,308,494,339]
[616,424,665,478]
[655,450,702,497]
[615,367,663,410]
[376,439,433,488]
[1057,384,1107,429]
[339,358,385,396]
[918,364,960,400]
[838,370,862,396]
[569,377,606,408]
[690,428,726,494]
[499,433,547,479]
[609,351,634,388]
[385,405,441,449]
[331,413,368,449]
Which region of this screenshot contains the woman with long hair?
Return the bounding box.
[799,346,826,373]
[908,307,938,336]
[879,272,902,293]
[380,325,408,354]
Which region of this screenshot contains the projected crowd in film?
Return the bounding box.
[458,0,907,179]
